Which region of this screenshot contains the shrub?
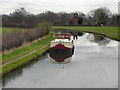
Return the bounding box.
[2,30,24,50]
[37,21,51,36]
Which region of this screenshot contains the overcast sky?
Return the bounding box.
[0,0,119,15]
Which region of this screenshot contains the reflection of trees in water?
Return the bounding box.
[2,60,37,87]
[2,70,23,87]
[70,31,84,40]
[87,34,111,46]
[78,32,84,36]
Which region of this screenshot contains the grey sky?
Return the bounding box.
[0,0,119,15]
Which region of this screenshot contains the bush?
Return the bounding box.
[37,21,51,36]
[25,29,41,42]
[2,30,24,50]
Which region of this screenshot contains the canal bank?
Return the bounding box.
[1,32,55,76]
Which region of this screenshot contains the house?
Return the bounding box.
[71,13,83,25]
[72,13,79,25]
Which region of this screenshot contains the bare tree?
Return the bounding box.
[90,7,111,25]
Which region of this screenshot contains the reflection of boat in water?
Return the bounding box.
[49,33,74,64]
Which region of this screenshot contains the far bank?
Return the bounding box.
[52,26,119,41]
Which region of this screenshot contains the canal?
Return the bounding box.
[2,31,118,88]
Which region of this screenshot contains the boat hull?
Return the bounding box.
[49,44,74,63]
[50,57,72,64]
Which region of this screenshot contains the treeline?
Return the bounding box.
[2,7,119,28]
[2,21,51,51]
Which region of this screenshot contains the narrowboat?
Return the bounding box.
[49,33,74,64]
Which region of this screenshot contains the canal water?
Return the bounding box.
[2,31,118,88]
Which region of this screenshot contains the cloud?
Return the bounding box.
[0,0,119,14]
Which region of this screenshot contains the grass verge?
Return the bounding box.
[52,26,119,41]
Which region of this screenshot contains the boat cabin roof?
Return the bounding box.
[57,34,70,39]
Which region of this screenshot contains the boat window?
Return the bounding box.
[62,35,65,38]
[58,35,61,38]
[66,35,69,38]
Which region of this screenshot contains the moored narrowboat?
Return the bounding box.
[49,33,74,64]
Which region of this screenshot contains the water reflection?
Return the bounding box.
[2,70,23,87]
[69,31,84,40]
[87,34,111,46]
[49,45,75,64]
[2,58,42,87]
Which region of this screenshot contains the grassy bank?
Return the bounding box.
[1,32,54,75]
[52,26,119,41]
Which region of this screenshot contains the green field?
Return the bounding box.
[2,27,25,32]
[52,26,119,41]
